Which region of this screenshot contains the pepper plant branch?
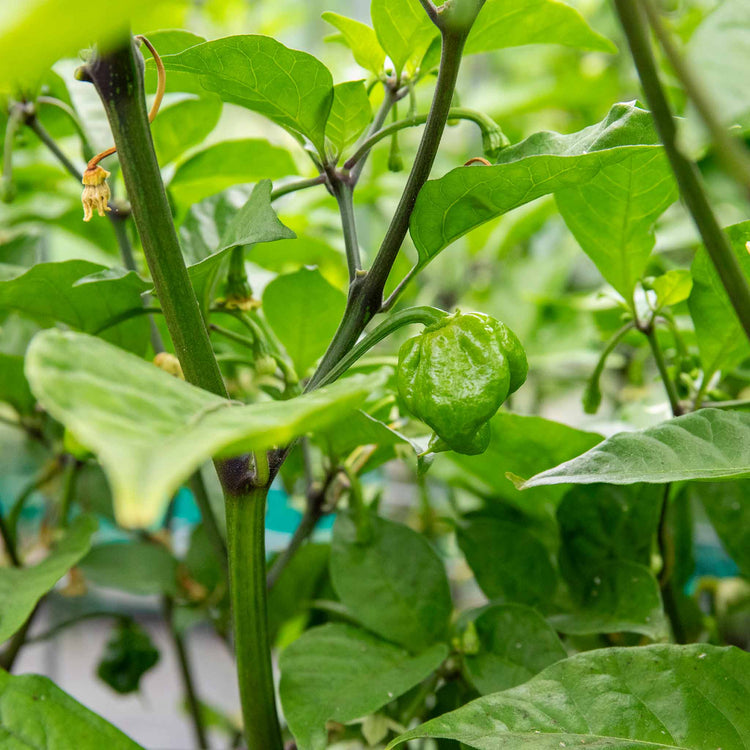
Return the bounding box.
[351,85,396,183]
[36,96,94,161]
[638,0,750,198]
[328,172,362,280]
[644,324,682,416]
[613,0,750,342]
[83,38,282,750]
[2,104,25,199]
[269,174,326,201]
[26,114,82,181]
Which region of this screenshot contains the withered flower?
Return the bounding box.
[81,164,111,221]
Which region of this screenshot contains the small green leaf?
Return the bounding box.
[693,479,750,578]
[322,13,385,74]
[409,103,663,266]
[518,408,750,488]
[0,260,148,354]
[688,221,750,379]
[387,644,750,749]
[648,269,693,310]
[263,267,346,377]
[556,149,677,299]
[160,36,334,154]
[319,410,414,458]
[25,329,384,528]
[0,671,144,749]
[462,604,567,695]
[80,542,178,596]
[325,81,372,160]
[465,0,616,56]
[371,0,437,76]
[150,96,222,166]
[280,623,447,750]
[168,139,298,208]
[457,512,556,608]
[97,619,160,694]
[0,516,97,643]
[330,511,452,652]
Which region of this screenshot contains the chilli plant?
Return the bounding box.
[1,0,750,749]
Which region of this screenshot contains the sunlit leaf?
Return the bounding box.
[322,13,385,74]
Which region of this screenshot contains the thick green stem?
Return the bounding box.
[613,0,750,342]
[226,483,283,750]
[638,0,750,197]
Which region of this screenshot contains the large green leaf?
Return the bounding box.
[330,511,452,652]
[0,261,148,354]
[518,409,750,488]
[692,480,750,578]
[556,149,677,299]
[168,139,298,208]
[443,411,602,518]
[150,96,222,166]
[160,36,334,154]
[24,329,383,528]
[387,644,750,749]
[409,103,662,266]
[688,222,750,379]
[280,623,447,750]
[322,13,386,74]
[0,671,143,749]
[262,267,346,377]
[371,0,436,76]
[325,81,372,161]
[465,0,615,55]
[462,604,567,695]
[0,516,97,643]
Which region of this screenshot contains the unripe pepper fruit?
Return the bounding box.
[397,312,527,455]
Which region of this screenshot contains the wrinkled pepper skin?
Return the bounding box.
[397,312,527,455]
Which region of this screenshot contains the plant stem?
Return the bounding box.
[645,325,682,416]
[351,86,397,183]
[163,597,209,750]
[638,0,750,198]
[344,107,502,170]
[26,114,82,181]
[226,481,283,750]
[210,323,257,351]
[0,603,38,671]
[613,0,750,342]
[58,458,80,528]
[270,174,326,201]
[328,174,361,280]
[2,104,25,200]
[189,472,227,570]
[0,507,20,567]
[36,96,94,161]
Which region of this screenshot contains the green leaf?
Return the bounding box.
[443,411,602,518]
[322,13,386,74]
[688,221,750,378]
[371,0,437,76]
[280,623,448,750]
[387,644,750,749]
[0,671,144,749]
[168,139,298,208]
[160,36,334,154]
[262,267,346,377]
[556,149,677,299]
[143,30,208,96]
[409,103,663,266]
[0,516,97,643]
[465,0,616,56]
[0,352,34,415]
[549,561,668,640]
[519,409,750,488]
[80,542,178,596]
[648,269,694,310]
[330,511,452,652]
[319,410,414,458]
[0,261,148,354]
[97,619,159,694]
[150,96,222,166]
[693,480,750,578]
[24,329,384,528]
[462,604,566,695]
[325,81,372,160]
[456,512,556,608]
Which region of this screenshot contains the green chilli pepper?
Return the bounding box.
[397,312,527,455]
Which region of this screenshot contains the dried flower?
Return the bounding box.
[81,164,111,221]
[153,352,184,379]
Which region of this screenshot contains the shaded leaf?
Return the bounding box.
[330,511,452,652]
[519,409,750,488]
[0,516,97,643]
[387,644,750,749]
[280,623,447,750]
[25,329,384,528]
[160,36,334,153]
[150,96,222,165]
[97,619,159,694]
[0,671,143,749]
